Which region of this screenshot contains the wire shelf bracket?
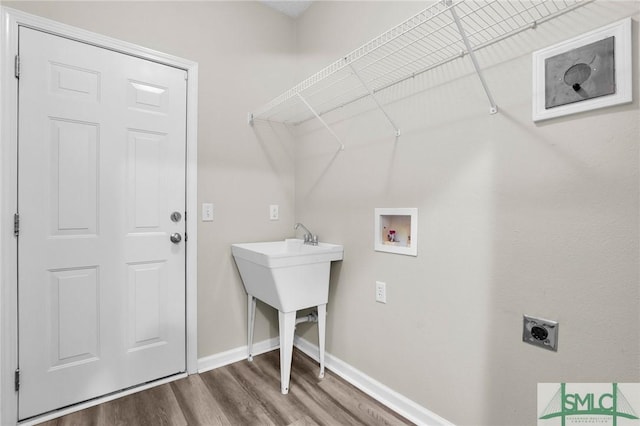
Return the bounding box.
[296,93,345,151]
[249,97,345,151]
[447,0,498,115]
[348,63,401,138]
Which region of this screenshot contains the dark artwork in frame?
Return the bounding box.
[544,36,615,109]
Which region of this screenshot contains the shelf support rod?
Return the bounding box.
[348,64,401,138]
[296,93,345,151]
[448,1,498,115]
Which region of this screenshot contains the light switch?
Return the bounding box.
[202,203,214,222]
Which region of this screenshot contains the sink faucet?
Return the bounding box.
[294,223,318,246]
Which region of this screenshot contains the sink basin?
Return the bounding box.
[231,238,343,268]
[231,239,343,312]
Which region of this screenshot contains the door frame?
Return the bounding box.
[0,7,199,425]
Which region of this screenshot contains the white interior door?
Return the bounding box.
[17,27,187,420]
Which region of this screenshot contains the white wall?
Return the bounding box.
[2,0,298,357]
[291,2,640,425]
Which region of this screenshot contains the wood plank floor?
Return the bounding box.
[38,348,414,426]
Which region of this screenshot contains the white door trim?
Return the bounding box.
[0,7,199,425]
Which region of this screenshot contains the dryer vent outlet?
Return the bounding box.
[523,315,558,352]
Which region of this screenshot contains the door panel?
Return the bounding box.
[128,130,165,230]
[49,267,100,367]
[49,118,99,235]
[128,261,167,350]
[18,27,187,420]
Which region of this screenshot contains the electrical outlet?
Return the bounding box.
[202,203,214,222]
[523,315,558,351]
[269,204,279,221]
[375,281,387,303]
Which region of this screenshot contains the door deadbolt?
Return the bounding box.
[170,211,182,222]
[170,233,182,244]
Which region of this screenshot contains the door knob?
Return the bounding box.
[170,233,182,244]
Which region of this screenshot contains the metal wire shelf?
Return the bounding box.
[249,0,591,144]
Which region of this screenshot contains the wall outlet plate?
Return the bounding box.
[269,204,279,221]
[375,281,387,303]
[523,315,558,352]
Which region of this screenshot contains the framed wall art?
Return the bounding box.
[532,18,632,122]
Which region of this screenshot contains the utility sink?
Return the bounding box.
[231,238,343,394]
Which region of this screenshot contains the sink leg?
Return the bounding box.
[278,310,296,394]
[317,304,326,379]
[247,295,256,361]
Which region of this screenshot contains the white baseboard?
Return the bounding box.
[196,336,452,425]
[293,336,454,426]
[197,337,279,373]
[26,336,450,426]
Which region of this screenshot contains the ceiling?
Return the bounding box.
[261,0,313,18]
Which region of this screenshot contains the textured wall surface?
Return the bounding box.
[292,2,640,425]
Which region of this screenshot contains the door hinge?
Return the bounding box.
[14,368,20,392]
[13,213,19,237]
[14,55,20,79]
